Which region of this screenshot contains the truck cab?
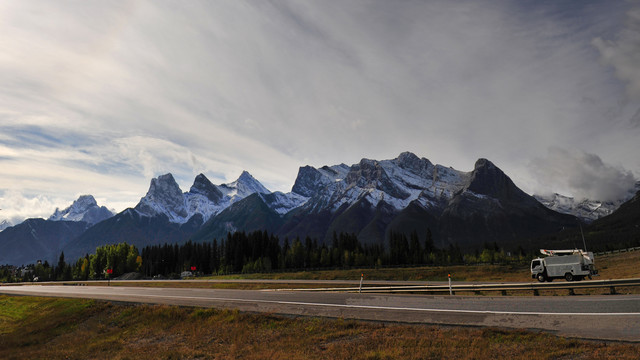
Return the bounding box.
[531,259,545,281]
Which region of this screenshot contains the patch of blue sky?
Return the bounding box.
[0,125,93,150]
[60,157,139,177]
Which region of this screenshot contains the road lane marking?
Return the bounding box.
[152,295,640,316]
[2,287,639,317]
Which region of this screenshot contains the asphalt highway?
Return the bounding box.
[1,285,638,341]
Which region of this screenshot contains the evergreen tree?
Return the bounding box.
[409,230,422,264]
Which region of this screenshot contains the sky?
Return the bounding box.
[1,0,639,224]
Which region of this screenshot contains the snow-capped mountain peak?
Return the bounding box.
[394,151,433,176]
[219,171,270,201]
[292,165,342,198]
[135,173,188,222]
[534,181,640,223]
[189,173,223,203]
[236,170,270,195]
[135,171,273,224]
[49,195,114,226]
[290,152,469,214]
[0,219,12,232]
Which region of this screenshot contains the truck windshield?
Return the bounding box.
[531,260,541,269]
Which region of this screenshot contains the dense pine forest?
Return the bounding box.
[140,230,491,277]
[1,230,536,282]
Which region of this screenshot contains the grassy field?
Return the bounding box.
[198,249,640,283]
[593,250,640,279]
[198,263,530,282]
[1,295,639,359]
[163,250,640,295]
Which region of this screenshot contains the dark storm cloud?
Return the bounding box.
[593,4,640,101]
[530,148,637,201]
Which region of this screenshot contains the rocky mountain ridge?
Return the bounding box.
[192,153,577,248]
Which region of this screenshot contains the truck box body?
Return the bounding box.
[543,254,583,277]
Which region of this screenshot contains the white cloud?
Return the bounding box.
[529,148,637,201]
[0,190,60,224]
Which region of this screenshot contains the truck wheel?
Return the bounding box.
[565,273,574,282]
[537,274,546,282]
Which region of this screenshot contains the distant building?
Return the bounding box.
[21,268,33,277]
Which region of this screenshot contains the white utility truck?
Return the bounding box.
[531,249,597,282]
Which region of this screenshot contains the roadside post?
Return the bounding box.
[448,273,452,296]
[106,268,113,286]
[359,273,364,293]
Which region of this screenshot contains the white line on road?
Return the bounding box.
[4,287,638,317]
[140,294,640,316]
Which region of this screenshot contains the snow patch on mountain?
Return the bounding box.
[535,194,626,222]
[183,192,226,223]
[318,164,351,182]
[260,192,309,215]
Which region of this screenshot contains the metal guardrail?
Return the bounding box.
[595,246,640,256]
[293,278,640,296]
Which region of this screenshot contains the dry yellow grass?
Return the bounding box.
[200,249,640,283]
[1,295,638,359]
[594,250,640,279]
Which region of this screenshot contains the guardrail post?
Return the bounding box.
[568,288,575,296]
[448,274,453,296]
[501,290,507,296]
[610,286,617,295]
[359,273,364,294]
[533,289,539,296]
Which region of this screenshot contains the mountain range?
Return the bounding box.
[533,184,639,223]
[1,152,638,266]
[0,195,113,265]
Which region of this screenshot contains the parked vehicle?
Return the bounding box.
[531,249,597,282]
